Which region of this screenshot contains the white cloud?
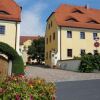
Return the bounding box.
[19,1,47,36]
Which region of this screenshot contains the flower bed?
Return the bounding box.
[0,76,56,100]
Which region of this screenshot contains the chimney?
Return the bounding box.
[85,4,89,9]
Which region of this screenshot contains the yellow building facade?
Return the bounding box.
[45,4,100,67]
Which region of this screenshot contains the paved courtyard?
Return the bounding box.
[25,65,100,82]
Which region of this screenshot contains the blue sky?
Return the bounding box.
[16,0,100,36]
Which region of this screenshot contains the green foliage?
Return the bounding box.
[0,42,18,60]
[0,76,56,100]
[28,37,45,63]
[0,42,24,75]
[12,56,24,75]
[79,53,100,72]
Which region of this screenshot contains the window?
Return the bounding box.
[0,26,5,34]
[94,50,98,55]
[46,52,48,59]
[67,31,72,38]
[93,33,97,40]
[48,24,50,29]
[72,9,84,14]
[53,32,55,40]
[0,11,9,15]
[67,49,72,57]
[49,35,51,42]
[80,32,85,39]
[80,49,85,55]
[49,51,51,59]
[66,18,78,22]
[46,38,48,44]
[51,21,52,27]
[87,20,99,24]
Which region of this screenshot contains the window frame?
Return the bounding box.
[49,51,51,59]
[80,32,85,39]
[53,32,55,40]
[67,31,72,38]
[67,49,72,57]
[46,38,48,44]
[46,52,48,59]
[0,25,5,34]
[94,50,98,55]
[49,35,51,42]
[93,33,98,40]
[80,49,85,55]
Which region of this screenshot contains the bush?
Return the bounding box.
[12,56,24,75]
[79,53,100,72]
[0,42,24,75]
[0,42,18,60]
[0,76,56,100]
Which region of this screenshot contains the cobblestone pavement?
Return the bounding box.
[25,65,100,82]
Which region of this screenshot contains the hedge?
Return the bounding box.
[0,42,24,75]
[79,53,100,72]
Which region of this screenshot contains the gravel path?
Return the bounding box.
[25,65,100,82]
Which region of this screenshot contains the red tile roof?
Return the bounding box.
[20,36,39,45]
[0,0,21,22]
[51,4,100,30]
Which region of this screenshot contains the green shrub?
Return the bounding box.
[12,56,24,75]
[79,53,100,72]
[0,76,56,100]
[0,42,18,60]
[0,42,24,75]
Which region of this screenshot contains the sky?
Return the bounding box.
[15,0,100,36]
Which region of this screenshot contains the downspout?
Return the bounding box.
[15,22,18,51]
[60,26,62,60]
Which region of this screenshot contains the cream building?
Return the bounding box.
[45,4,100,67]
[20,36,39,64]
[0,0,21,53]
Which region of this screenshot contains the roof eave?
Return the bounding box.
[58,24,100,30]
[46,12,55,22]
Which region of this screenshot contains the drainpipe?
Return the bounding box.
[60,26,62,60]
[15,22,17,51]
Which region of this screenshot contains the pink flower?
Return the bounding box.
[30,95,34,100]
[15,94,20,100]
[18,74,25,78]
[0,88,3,94]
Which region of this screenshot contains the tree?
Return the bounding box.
[28,37,45,64]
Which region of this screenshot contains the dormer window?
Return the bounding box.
[0,10,9,15]
[72,9,84,14]
[66,17,79,22]
[87,20,99,24]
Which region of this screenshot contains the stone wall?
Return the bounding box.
[57,60,81,71]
